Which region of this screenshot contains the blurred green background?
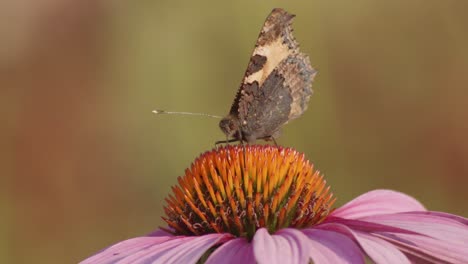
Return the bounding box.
[2,0,468,263]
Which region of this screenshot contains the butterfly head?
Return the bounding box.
[219,115,240,138]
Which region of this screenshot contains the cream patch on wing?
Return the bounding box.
[244,38,291,87]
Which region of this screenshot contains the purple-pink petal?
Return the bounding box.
[321,212,468,264]
[355,233,411,264]
[80,233,232,264]
[324,217,420,235]
[276,229,314,263]
[252,228,311,264]
[154,233,233,264]
[360,213,468,246]
[379,233,468,264]
[116,236,195,263]
[80,236,174,264]
[206,238,255,264]
[411,211,468,225]
[317,223,411,264]
[302,229,365,264]
[331,190,426,219]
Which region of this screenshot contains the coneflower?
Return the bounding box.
[81,145,468,264]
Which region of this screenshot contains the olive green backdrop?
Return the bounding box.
[2,1,468,263]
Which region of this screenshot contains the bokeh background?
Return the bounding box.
[3,0,468,263]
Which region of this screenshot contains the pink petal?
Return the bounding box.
[81,234,232,264]
[206,238,255,264]
[325,217,419,235]
[360,213,468,246]
[331,190,426,219]
[354,233,411,264]
[317,223,410,264]
[116,236,194,263]
[252,228,311,264]
[276,229,315,263]
[149,233,233,264]
[411,211,468,225]
[322,215,468,264]
[379,233,468,264]
[302,229,365,264]
[80,236,174,264]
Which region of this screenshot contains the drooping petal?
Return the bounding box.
[403,252,444,264]
[80,233,232,264]
[411,211,468,225]
[276,229,316,263]
[80,236,173,264]
[331,190,426,219]
[206,238,255,264]
[354,233,411,264]
[115,236,194,263]
[321,214,468,264]
[149,233,233,264]
[324,217,419,235]
[379,232,468,264]
[317,223,411,264]
[360,213,468,246]
[252,228,311,264]
[302,229,365,264]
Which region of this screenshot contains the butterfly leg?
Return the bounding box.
[238,131,247,167]
[272,137,278,146]
[257,135,279,146]
[215,138,240,145]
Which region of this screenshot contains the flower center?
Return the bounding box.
[162,145,335,240]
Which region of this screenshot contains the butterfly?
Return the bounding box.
[218,8,316,145]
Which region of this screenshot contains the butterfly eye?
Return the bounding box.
[219,116,240,138]
[219,118,232,135]
[229,121,237,130]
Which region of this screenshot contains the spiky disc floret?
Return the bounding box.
[163,145,335,240]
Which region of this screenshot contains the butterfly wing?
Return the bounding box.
[229,8,316,142]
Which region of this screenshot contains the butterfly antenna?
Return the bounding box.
[152,110,222,119]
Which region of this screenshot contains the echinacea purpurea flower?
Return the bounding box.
[81,145,468,264]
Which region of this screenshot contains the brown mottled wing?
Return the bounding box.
[241,55,315,141]
[228,8,298,116]
[229,8,316,141]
